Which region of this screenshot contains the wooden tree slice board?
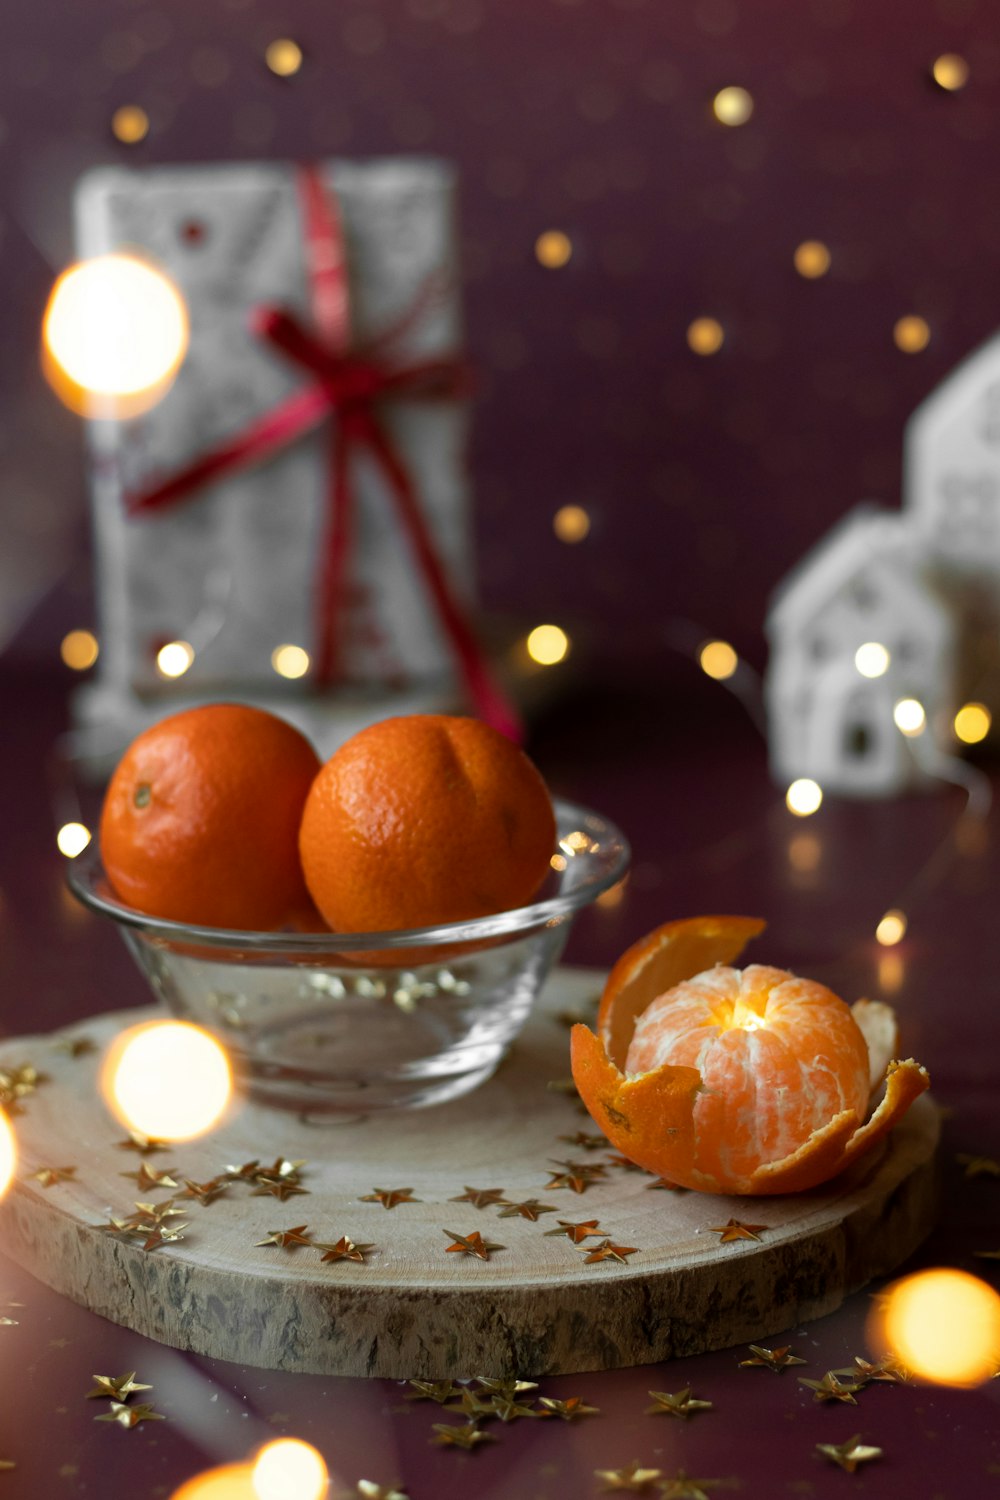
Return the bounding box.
[0,968,939,1379]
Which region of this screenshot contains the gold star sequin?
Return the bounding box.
[0,1318,18,1327]
[223,1160,261,1181]
[255,1225,313,1250]
[430,1421,495,1449]
[799,1372,863,1404]
[559,1132,607,1151]
[583,1239,638,1265]
[708,1218,766,1243]
[546,1160,606,1194]
[181,1178,229,1206]
[115,1131,169,1155]
[86,1372,152,1400]
[594,1460,663,1492]
[957,1153,1000,1178]
[835,1355,908,1384]
[645,1388,713,1418]
[317,1236,375,1264]
[474,1378,538,1397]
[646,1177,687,1191]
[537,1395,600,1421]
[252,1178,309,1201]
[660,1472,721,1500]
[449,1186,507,1209]
[816,1434,883,1473]
[129,1199,187,1224]
[405,1380,460,1404]
[119,1163,179,1191]
[357,1484,409,1500]
[361,1187,419,1209]
[95,1401,164,1429]
[497,1198,557,1221]
[739,1344,807,1372]
[256,1158,307,1182]
[544,1219,604,1243]
[444,1389,497,1422]
[607,1154,646,1173]
[0,1064,47,1098]
[53,1036,96,1058]
[30,1165,77,1188]
[488,1396,537,1422]
[137,1222,187,1252]
[443,1229,504,1260]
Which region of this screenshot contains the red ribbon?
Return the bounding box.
[127,164,521,742]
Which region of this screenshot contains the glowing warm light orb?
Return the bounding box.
[712,86,754,126]
[252,1440,328,1500]
[794,240,831,279]
[265,39,304,76]
[61,629,100,670]
[933,52,969,91]
[57,822,92,859]
[855,641,890,678]
[157,640,195,678]
[698,639,738,681]
[526,624,570,665]
[875,909,907,947]
[687,317,724,356]
[893,698,926,736]
[43,254,188,415]
[104,1021,232,1143]
[875,1269,1000,1387]
[954,701,991,745]
[535,231,573,269]
[0,1111,16,1199]
[786,778,823,817]
[894,315,931,354]
[170,1465,256,1500]
[112,105,150,144]
[271,644,311,680]
[553,504,591,543]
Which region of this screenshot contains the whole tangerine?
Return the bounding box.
[298,714,556,933]
[100,703,321,930]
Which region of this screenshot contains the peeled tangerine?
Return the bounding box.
[570,916,929,1195]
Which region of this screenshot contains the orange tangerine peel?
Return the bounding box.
[571,915,929,1197]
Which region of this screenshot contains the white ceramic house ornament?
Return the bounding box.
[766,506,957,797]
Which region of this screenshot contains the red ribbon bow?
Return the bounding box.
[127,164,520,742]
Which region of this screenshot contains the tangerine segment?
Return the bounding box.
[598,915,766,1068]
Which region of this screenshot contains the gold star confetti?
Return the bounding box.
[95,1401,164,1429]
[537,1395,600,1421]
[646,1177,687,1191]
[119,1163,178,1191]
[799,1372,863,1404]
[30,1165,77,1188]
[137,1222,187,1252]
[53,1036,96,1058]
[430,1421,496,1449]
[257,1158,307,1182]
[405,1380,460,1404]
[645,1388,713,1418]
[87,1372,152,1401]
[361,1187,419,1209]
[474,1378,539,1398]
[660,1473,721,1500]
[180,1178,229,1206]
[835,1355,908,1384]
[583,1239,639,1265]
[115,1131,169,1155]
[594,1460,663,1492]
[708,1218,767,1243]
[223,1160,261,1180]
[497,1198,557,1221]
[443,1228,504,1260]
[546,1160,606,1194]
[544,1219,604,1243]
[252,1178,309,1201]
[129,1199,187,1224]
[957,1153,1000,1178]
[816,1434,883,1473]
[357,1484,409,1500]
[739,1344,807,1372]
[489,1396,538,1422]
[558,1132,607,1151]
[255,1225,313,1250]
[449,1186,507,1209]
[0,1064,47,1098]
[317,1236,375,1264]
[0,1318,18,1327]
[444,1389,497,1422]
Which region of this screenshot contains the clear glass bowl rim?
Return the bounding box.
[66,797,630,954]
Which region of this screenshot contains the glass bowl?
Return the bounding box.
[68,799,629,1114]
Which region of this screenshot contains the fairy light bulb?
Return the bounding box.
[954,702,991,744]
[170,1466,256,1500]
[698,639,738,680]
[271,645,310,679]
[43,254,188,418]
[157,641,195,678]
[526,624,570,665]
[712,86,753,126]
[0,1111,16,1199]
[553,504,590,542]
[251,1440,328,1500]
[103,1021,232,1142]
[893,698,926,736]
[687,317,724,355]
[875,909,907,947]
[60,629,99,670]
[786,779,823,817]
[265,39,303,77]
[56,822,92,858]
[855,642,890,678]
[794,240,831,279]
[894,316,931,354]
[874,1269,1000,1387]
[535,231,572,268]
[932,53,969,91]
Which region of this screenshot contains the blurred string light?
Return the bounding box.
[893,697,926,736]
[157,640,195,678]
[873,1269,1000,1387]
[103,1021,233,1143]
[553,504,590,543]
[894,315,931,353]
[271,644,310,679]
[0,1110,16,1199]
[265,39,303,76]
[60,629,99,670]
[854,641,890,678]
[786,778,823,817]
[251,1440,328,1500]
[170,1467,256,1500]
[687,317,724,355]
[954,701,991,744]
[794,240,831,279]
[111,105,150,144]
[535,231,573,268]
[932,52,970,91]
[712,85,754,125]
[526,624,570,665]
[698,638,738,681]
[56,822,91,859]
[875,909,907,946]
[43,254,189,419]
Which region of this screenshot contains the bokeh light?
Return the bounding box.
[265,40,304,77]
[252,1440,328,1500]
[855,641,890,678]
[271,644,311,680]
[0,1111,16,1199]
[687,317,725,355]
[712,86,754,125]
[932,53,969,91]
[786,778,823,816]
[103,1021,233,1143]
[553,504,591,543]
[43,255,188,418]
[788,832,821,872]
[61,629,100,670]
[794,240,831,279]
[698,639,738,680]
[535,231,573,268]
[875,909,907,947]
[873,1269,1000,1387]
[526,624,570,665]
[893,698,926,736]
[894,315,931,354]
[111,105,150,144]
[170,1466,255,1500]
[954,701,991,744]
[157,641,195,678]
[56,822,92,859]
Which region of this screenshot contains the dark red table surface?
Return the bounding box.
[1,631,998,1500]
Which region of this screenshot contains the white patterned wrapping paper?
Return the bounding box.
[75,158,472,696]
